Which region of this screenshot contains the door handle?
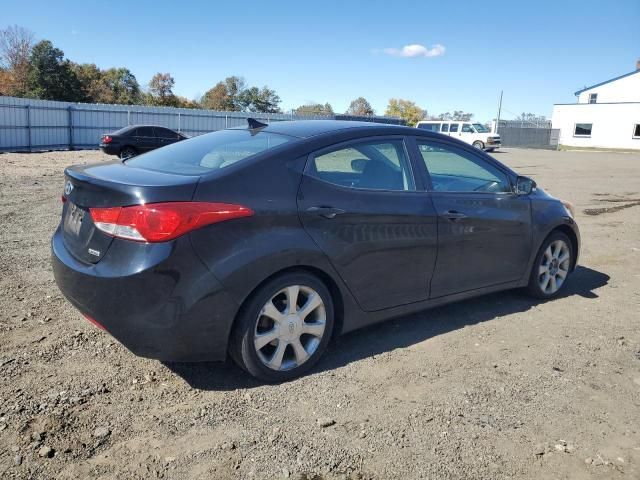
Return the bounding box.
[306,206,346,219]
[443,210,467,220]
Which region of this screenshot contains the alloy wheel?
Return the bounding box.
[537,239,570,294]
[254,285,326,371]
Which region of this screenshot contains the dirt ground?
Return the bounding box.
[0,147,639,480]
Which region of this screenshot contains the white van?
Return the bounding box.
[416,121,501,152]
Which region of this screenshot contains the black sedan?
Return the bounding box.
[99,125,187,159]
[53,120,580,382]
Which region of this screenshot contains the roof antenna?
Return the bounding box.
[247,118,268,129]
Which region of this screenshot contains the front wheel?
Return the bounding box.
[472,141,484,150]
[230,272,334,383]
[526,232,573,299]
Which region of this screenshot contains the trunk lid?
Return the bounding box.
[61,160,200,264]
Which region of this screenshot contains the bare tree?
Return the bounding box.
[0,25,34,95]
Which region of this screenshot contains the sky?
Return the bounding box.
[3,0,639,122]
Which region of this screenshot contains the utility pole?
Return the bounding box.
[495,90,503,134]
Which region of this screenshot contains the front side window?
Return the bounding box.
[473,123,490,133]
[449,123,459,133]
[574,123,592,137]
[309,139,414,191]
[441,123,449,133]
[633,124,640,139]
[462,123,474,133]
[588,93,598,104]
[126,129,293,175]
[417,141,511,193]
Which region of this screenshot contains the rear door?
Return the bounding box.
[297,136,438,312]
[132,126,158,152]
[412,138,532,298]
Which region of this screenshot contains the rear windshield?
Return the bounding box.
[125,129,293,175]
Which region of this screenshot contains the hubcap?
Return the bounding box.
[254,285,326,371]
[538,240,570,294]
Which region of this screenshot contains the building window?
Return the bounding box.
[588,93,597,104]
[634,124,640,139]
[574,123,592,137]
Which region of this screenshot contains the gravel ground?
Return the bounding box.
[0,147,639,479]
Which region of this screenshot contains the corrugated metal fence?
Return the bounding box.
[498,127,560,149]
[0,96,404,152]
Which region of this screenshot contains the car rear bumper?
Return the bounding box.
[51,226,239,362]
[99,145,120,155]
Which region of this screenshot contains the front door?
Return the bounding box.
[413,139,532,298]
[298,137,438,312]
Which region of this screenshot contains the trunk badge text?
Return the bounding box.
[88,248,101,257]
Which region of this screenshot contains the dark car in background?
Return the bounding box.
[53,120,580,382]
[99,125,188,159]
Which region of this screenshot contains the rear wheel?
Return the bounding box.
[230,272,334,383]
[119,146,137,159]
[526,232,572,299]
[472,140,484,150]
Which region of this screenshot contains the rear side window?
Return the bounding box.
[126,129,293,175]
[308,139,414,191]
[449,123,459,133]
[441,124,449,133]
[135,127,155,137]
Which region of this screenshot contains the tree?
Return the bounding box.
[346,97,374,116]
[384,98,425,125]
[71,63,110,103]
[103,68,140,104]
[238,86,281,113]
[148,72,175,105]
[294,103,334,116]
[26,40,83,101]
[0,25,34,96]
[452,110,473,121]
[201,76,246,111]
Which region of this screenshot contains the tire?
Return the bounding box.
[230,272,334,383]
[526,231,573,299]
[472,141,484,150]
[119,146,137,159]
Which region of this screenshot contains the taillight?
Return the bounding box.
[102,135,112,144]
[89,202,253,242]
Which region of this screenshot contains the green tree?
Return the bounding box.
[201,76,246,111]
[26,40,83,101]
[384,98,425,126]
[148,72,175,105]
[103,67,141,104]
[294,102,334,116]
[238,86,281,113]
[346,97,374,116]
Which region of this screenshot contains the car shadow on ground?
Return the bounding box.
[165,265,609,391]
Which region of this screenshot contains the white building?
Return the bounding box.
[551,63,640,150]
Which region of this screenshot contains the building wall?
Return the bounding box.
[576,71,640,103]
[551,102,640,150]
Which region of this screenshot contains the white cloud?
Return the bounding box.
[382,43,446,58]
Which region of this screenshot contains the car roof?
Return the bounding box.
[243,120,415,138]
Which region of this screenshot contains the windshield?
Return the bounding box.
[126,129,294,175]
[472,123,490,133]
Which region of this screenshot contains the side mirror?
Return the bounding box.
[515,176,536,195]
[351,159,367,173]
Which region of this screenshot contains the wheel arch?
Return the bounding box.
[230,264,346,345]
